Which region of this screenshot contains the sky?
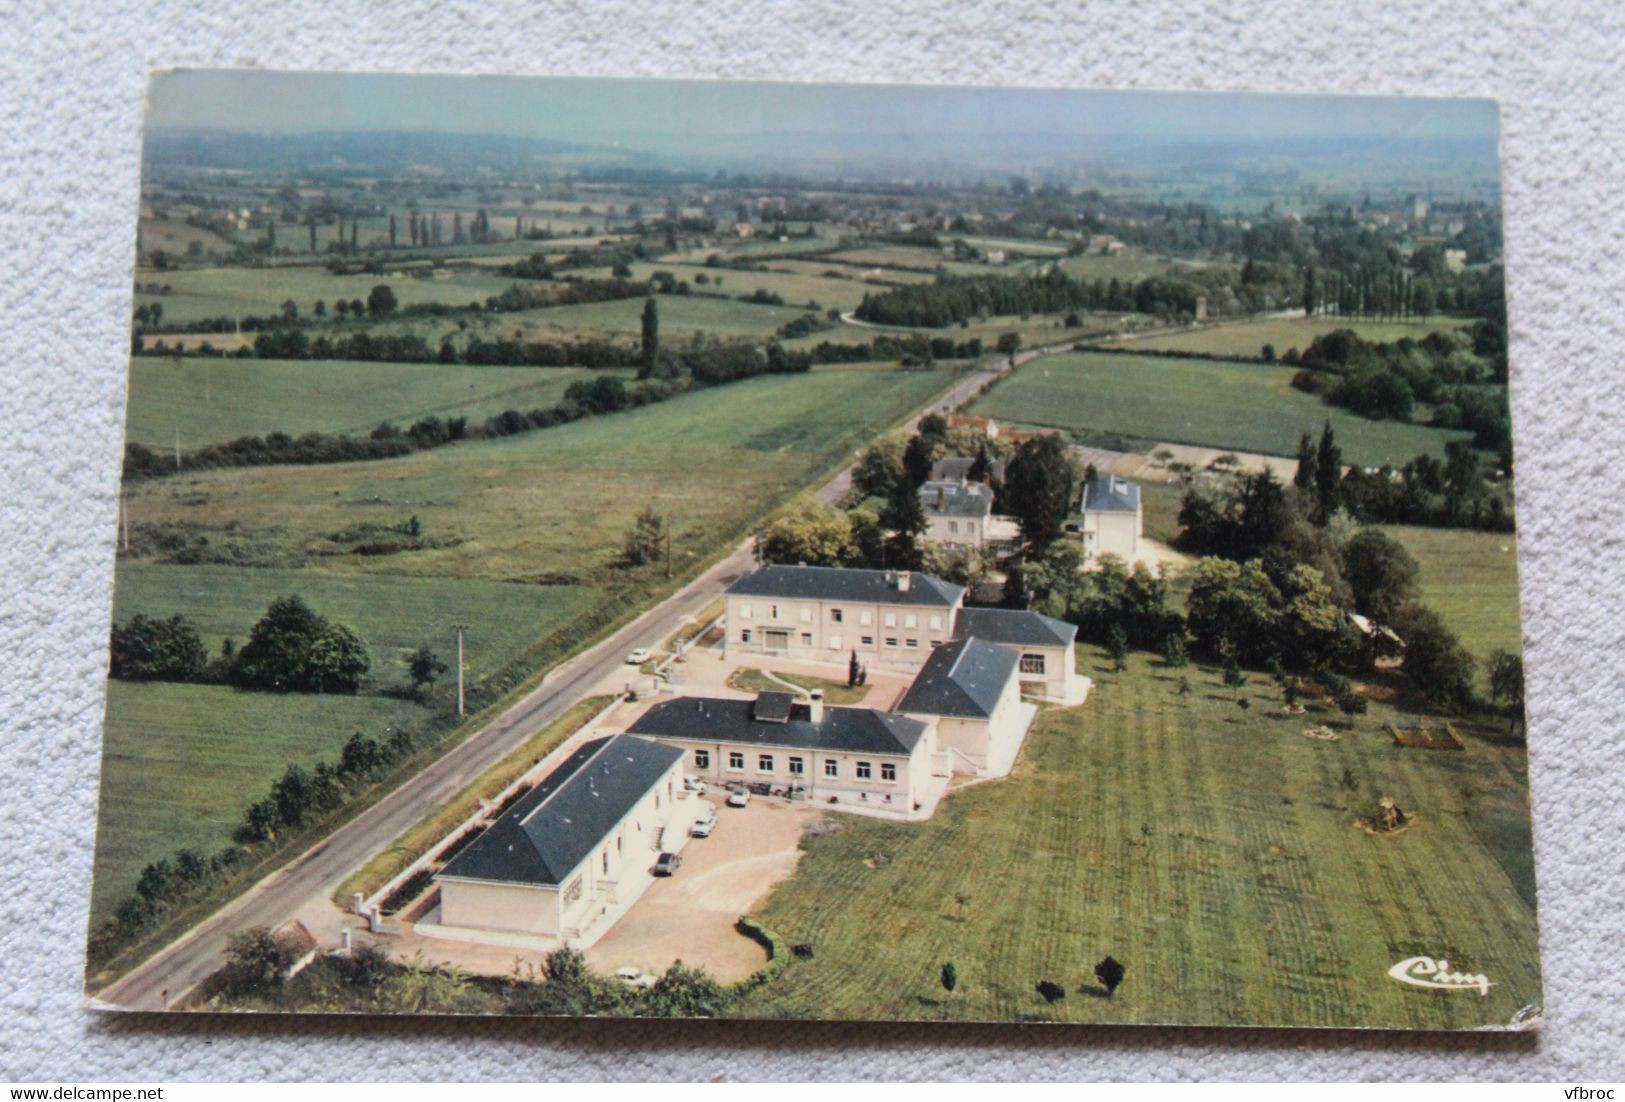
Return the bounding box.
[146,69,1500,162]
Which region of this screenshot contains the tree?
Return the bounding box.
[1487,649,1526,733]
[622,505,667,567]
[996,332,1022,364]
[1314,421,1342,524]
[1392,604,1477,711]
[1019,539,1088,617]
[848,649,861,689]
[940,961,958,994]
[879,480,927,569]
[850,435,908,503]
[1159,632,1188,668]
[228,595,370,694]
[902,433,940,489]
[367,284,398,319]
[647,959,728,1018]
[1003,434,1075,551]
[638,297,660,379]
[1105,624,1129,672]
[1335,688,1368,726]
[756,502,853,567]
[408,646,447,696]
[109,614,208,682]
[1341,528,1420,623]
[1293,431,1316,491]
[223,927,288,996]
[1095,955,1126,996]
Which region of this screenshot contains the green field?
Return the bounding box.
[89,680,424,925]
[1386,525,1526,671]
[1054,250,1188,282]
[969,350,1473,465]
[506,292,797,342]
[1117,316,1475,359]
[135,265,518,325]
[738,648,1541,1028]
[123,357,621,447]
[825,247,989,277]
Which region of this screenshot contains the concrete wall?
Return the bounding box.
[656,730,936,814]
[1081,508,1141,562]
[726,590,959,668]
[439,878,561,936]
[1013,642,1074,702]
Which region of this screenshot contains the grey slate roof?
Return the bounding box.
[726,564,964,609]
[919,480,994,519]
[437,734,683,889]
[895,636,1020,719]
[931,455,1006,484]
[627,696,928,756]
[954,606,1078,649]
[1081,475,1141,514]
[752,691,795,722]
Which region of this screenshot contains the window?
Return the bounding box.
[758,754,774,772]
[788,757,804,775]
[884,612,897,627]
[928,615,942,631]
[801,632,813,646]
[856,761,872,780]
[655,791,660,810]
[904,613,917,629]
[906,638,919,648]
[741,628,752,644]
[828,635,843,649]
[564,877,583,904]
[948,520,959,534]
[830,608,843,623]
[770,604,781,620]
[885,637,898,648]
[602,850,609,874]
[799,607,812,623]
[728,751,744,770]
[824,759,839,778]
[1020,653,1046,675]
[861,635,874,646]
[695,749,710,769]
[860,610,873,626]
[617,834,623,855]
[739,602,752,619]
[881,762,897,782]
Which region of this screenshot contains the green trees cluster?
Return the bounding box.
[854,268,1208,327]
[108,614,209,682]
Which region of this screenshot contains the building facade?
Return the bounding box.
[952,606,1085,705]
[895,636,1031,776]
[1071,475,1143,563]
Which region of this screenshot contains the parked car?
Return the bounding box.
[726,788,750,809]
[653,851,683,876]
[684,774,707,795]
[690,812,717,837]
[626,648,651,665]
[614,966,656,989]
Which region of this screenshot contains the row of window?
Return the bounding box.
[739,628,934,651]
[735,602,943,632]
[693,748,896,782]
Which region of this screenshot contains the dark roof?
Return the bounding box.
[1082,475,1141,514]
[919,480,994,518]
[954,607,1078,648]
[895,636,1019,719]
[752,691,795,722]
[930,455,1006,484]
[437,735,683,889]
[726,564,963,609]
[627,697,928,756]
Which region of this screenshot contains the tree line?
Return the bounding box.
[853,268,1207,328]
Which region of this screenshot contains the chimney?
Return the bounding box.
[808,689,825,724]
[895,570,911,592]
[936,486,946,510]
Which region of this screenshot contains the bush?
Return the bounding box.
[227,596,370,694]
[379,868,436,915]
[109,613,209,682]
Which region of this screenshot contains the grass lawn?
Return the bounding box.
[726,668,870,706]
[1118,316,1476,359]
[825,247,989,277]
[505,292,797,342]
[89,680,423,926]
[969,350,1474,465]
[109,561,596,688]
[769,259,938,287]
[122,357,620,448]
[737,648,1541,1028]
[1054,251,1186,282]
[1385,525,1526,674]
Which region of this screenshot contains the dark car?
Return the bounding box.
[653,851,683,876]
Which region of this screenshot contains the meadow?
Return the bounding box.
[122,357,621,447]
[504,292,798,342]
[1386,525,1526,670]
[1054,250,1188,282]
[1115,316,1476,359]
[738,647,1541,1028]
[134,264,518,325]
[968,350,1474,465]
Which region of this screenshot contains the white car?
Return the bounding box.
[614,966,656,989]
[726,788,751,809]
[684,774,707,795]
[626,648,651,665]
[690,812,717,837]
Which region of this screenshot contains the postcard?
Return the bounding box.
[87,69,1536,1029]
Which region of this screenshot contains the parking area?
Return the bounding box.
[584,797,820,984]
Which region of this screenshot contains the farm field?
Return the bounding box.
[738,648,1541,1027]
[506,291,797,342]
[1116,315,1475,358]
[1385,525,1525,671]
[109,561,596,688]
[768,258,937,286]
[564,262,878,314]
[969,350,1473,465]
[958,236,1070,257]
[89,680,424,926]
[123,357,623,447]
[134,264,518,325]
[1054,250,1189,282]
[121,364,953,586]
[825,247,990,277]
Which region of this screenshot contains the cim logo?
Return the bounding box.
[1388,956,1492,996]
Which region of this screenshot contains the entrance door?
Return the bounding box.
[764,629,791,651]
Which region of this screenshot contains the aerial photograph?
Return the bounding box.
[86,69,1536,1030]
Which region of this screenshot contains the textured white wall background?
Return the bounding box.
[2,0,1622,1081]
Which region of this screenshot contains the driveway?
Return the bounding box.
[584,799,820,984]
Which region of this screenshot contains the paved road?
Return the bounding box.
[92,355,1011,1012]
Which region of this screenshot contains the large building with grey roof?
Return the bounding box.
[953,606,1085,705]
[434,733,691,943]
[894,636,1033,776]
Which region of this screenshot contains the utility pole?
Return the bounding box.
[452,624,468,716]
